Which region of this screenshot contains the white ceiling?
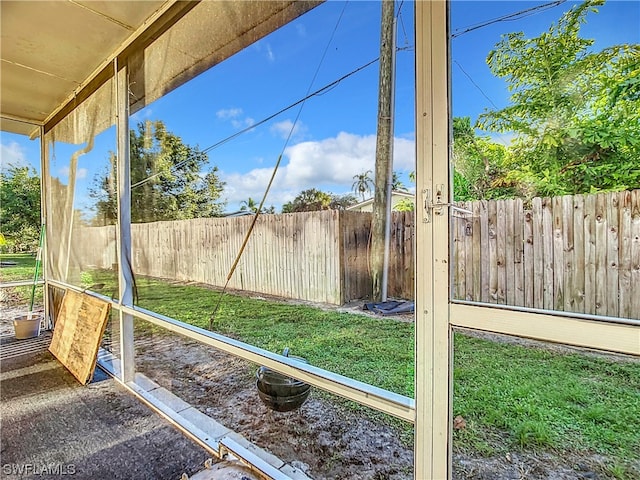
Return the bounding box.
[0,1,320,137]
[1,1,168,136]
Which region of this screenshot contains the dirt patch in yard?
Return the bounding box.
[131,330,631,480]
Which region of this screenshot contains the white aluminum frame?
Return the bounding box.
[414,2,451,478]
[115,60,136,383]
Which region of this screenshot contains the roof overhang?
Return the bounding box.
[1,1,321,138]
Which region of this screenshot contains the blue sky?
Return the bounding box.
[1,0,638,215]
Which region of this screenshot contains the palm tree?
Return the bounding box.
[240,197,259,213]
[392,171,406,191]
[240,197,275,214]
[352,170,374,201]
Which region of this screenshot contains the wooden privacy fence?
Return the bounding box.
[452,190,640,320]
[76,210,413,305]
[75,189,639,319]
[341,211,414,302]
[77,211,345,304]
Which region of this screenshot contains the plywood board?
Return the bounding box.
[49,290,111,385]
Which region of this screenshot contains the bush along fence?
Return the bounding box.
[74,189,638,320]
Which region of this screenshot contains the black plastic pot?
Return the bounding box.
[255,349,311,412]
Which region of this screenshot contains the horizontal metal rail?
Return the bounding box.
[0,279,44,289]
[123,303,416,422]
[451,302,640,356]
[219,437,293,480]
[47,278,416,423]
[452,299,640,327]
[96,352,307,480]
[48,279,114,303]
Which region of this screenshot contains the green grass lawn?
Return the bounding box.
[454,335,640,472]
[0,253,43,306]
[0,253,40,282]
[3,266,639,477]
[132,276,639,477]
[136,278,415,397]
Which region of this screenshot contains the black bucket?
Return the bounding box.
[255,349,311,412]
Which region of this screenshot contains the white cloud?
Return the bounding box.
[221,131,415,209]
[0,141,28,170]
[217,108,255,131]
[270,119,307,140]
[58,166,88,180]
[266,44,275,62]
[232,117,255,130]
[252,41,275,62]
[216,108,243,120]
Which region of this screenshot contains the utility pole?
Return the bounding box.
[371,0,395,302]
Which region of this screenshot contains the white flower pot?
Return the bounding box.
[13,314,42,339]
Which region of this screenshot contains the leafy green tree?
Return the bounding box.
[240,197,259,213]
[91,121,225,223]
[0,166,41,252]
[282,188,332,213]
[352,170,374,201]
[282,189,357,212]
[477,0,640,196]
[452,117,517,200]
[395,199,415,212]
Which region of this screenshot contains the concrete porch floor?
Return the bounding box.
[0,332,212,480]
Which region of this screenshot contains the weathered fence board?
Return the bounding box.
[524,206,535,308]
[619,191,632,319]
[453,211,465,300]
[488,200,498,303]
[595,194,607,315]
[573,195,585,314]
[514,199,525,307]
[497,200,507,304]
[583,194,596,315]
[542,198,554,310]
[447,190,637,319]
[531,198,544,309]
[562,195,573,312]
[464,202,474,302]
[553,196,564,311]
[479,200,490,303]
[631,190,640,318]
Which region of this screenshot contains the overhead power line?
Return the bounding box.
[453,60,499,111]
[453,60,510,147]
[451,0,567,39]
[131,56,381,190]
